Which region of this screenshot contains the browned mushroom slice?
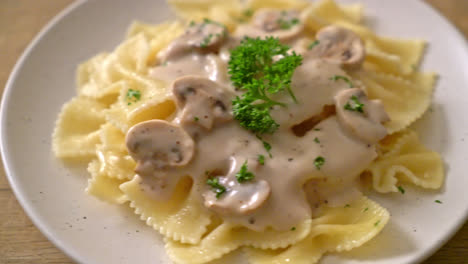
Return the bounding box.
[235,9,304,42]
[126,120,195,169]
[311,25,365,69]
[334,88,389,144]
[158,20,228,62]
[204,177,271,215]
[172,76,232,130]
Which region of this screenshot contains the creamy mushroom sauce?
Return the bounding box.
[126,9,389,232]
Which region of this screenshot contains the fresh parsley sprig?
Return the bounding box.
[228,37,303,135]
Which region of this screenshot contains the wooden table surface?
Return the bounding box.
[1,0,467,263]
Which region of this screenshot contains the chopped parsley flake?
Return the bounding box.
[258,154,265,165]
[363,207,369,212]
[126,89,141,105]
[397,186,405,194]
[344,204,350,208]
[291,227,296,231]
[206,177,226,198]
[202,18,228,33]
[200,33,214,48]
[374,220,381,227]
[194,116,199,122]
[236,161,255,183]
[435,200,442,204]
[344,95,364,113]
[308,40,320,50]
[229,37,302,135]
[330,75,354,88]
[277,17,300,30]
[314,137,320,143]
[263,141,272,157]
[313,128,321,131]
[243,9,253,17]
[194,19,227,47]
[256,135,273,158]
[314,156,325,170]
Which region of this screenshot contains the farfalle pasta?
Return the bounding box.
[52,0,444,263]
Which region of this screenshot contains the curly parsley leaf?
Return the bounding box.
[232,96,279,134]
[228,37,302,135]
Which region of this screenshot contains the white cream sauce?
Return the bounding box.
[126,11,389,231]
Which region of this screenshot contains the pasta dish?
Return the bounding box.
[52,0,444,263]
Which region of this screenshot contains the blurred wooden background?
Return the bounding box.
[0,0,467,263]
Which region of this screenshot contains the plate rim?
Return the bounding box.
[1,0,467,264]
[0,0,90,263]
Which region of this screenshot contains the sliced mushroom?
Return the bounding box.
[203,158,271,215]
[172,76,233,130]
[126,120,195,169]
[235,9,304,42]
[334,88,389,144]
[150,54,229,84]
[157,20,228,62]
[204,178,271,215]
[310,25,365,69]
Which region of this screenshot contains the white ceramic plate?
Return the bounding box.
[2,0,468,263]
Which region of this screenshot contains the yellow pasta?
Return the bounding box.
[308,0,361,25]
[352,70,435,134]
[121,176,213,244]
[245,196,389,264]
[127,21,185,65]
[103,92,175,133]
[369,129,444,192]
[168,0,243,30]
[302,0,362,33]
[77,53,120,100]
[99,123,127,152]
[166,219,312,264]
[86,159,128,204]
[96,146,136,180]
[247,0,309,11]
[52,97,106,158]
